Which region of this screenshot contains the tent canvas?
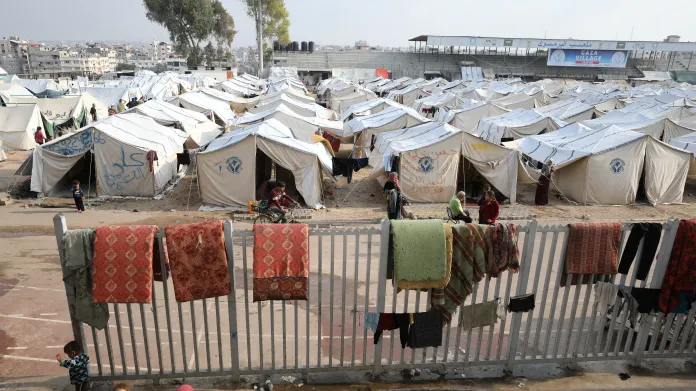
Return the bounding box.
[197,118,331,209]
[669,132,696,180]
[252,93,338,120]
[386,84,428,107]
[340,98,401,121]
[231,104,344,141]
[534,99,598,123]
[440,101,509,134]
[0,104,43,150]
[344,106,429,148]
[0,83,37,105]
[124,100,222,148]
[516,124,689,204]
[169,90,236,126]
[491,93,537,110]
[329,90,377,114]
[35,96,86,128]
[31,114,187,197]
[84,87,143,108]
[477,109,565,144]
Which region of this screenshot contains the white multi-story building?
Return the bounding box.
[0,36,30,74]
[28,44,118,76]
[151,41,172,61]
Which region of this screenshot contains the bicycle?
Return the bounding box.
[252,201,301,225]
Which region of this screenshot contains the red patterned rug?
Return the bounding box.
[253,224,309,302]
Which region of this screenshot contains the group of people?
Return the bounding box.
[449,183,500,224]
[108,97,145,116]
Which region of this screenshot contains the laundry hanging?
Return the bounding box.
[253,224,310,302]
[61,229,109,329]
[152,239,170,282]
[458,299,501,329]
[618,222,662,280]
[593,282,619,312]
[432,224,489,322]
[487,224,520,277]
[92,225,159,304]
[391,220,450,290]
[659,219,696,313]
[407,310,443,349]
[508,294,535,313]
[562,222,622,286]
[165,221,231,302]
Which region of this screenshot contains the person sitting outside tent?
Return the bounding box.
[89,104,97,122]
[535,159,554,205]
[34,126,46,146]
[479,191,500,224]
[383,172,403,220]
[477,183,491,223]
[117,99,126,113]
[268,181,299,223]
[450,191,472,223]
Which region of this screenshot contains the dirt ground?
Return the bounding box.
[3,149,696,224]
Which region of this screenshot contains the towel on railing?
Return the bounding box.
[458,299,501,329]
[432,224,489,322]
[488,223,520,277]
[61,229,109,329]
[561,222,622,287]
[659,219,696,313]
[392,220,450,290]
[92,225,158,303]
[165,221,231,302]
[253,224,309,302]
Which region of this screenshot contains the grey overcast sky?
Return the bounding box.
[3,0,696,46]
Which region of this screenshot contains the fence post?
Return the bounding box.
[632,218,680,366]
[372,219,390,377]
[53,214,87,353]
[504,220,538,374]
[223,220,241,382]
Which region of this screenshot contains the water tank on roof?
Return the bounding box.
[292,41,299,51]
[301,41,308,51]
[273,41,280,51]
[309,41,315,53]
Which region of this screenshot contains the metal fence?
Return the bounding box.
[53,215,696,384]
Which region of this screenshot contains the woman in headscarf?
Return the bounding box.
[383,172,402,220]
[479,191,500,224]
[535,159,554,205]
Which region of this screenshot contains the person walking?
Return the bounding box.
[479,191,500,224]
[383,172,402,220]
[89,104,97,121]
[535,159,554,205]
[34,126,46,145]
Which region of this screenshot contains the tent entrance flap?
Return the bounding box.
[47,151,96,198]
[255,148,274,201]
[459,157,507,203]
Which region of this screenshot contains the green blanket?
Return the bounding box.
[391,220,447,282]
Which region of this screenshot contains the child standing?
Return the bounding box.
[56,341,90,391]
[72,180,85,213]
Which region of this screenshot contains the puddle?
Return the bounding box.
[0,232,47,238]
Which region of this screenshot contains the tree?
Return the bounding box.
[243,0,291,46]
[143,0,237,67]
[204,42,216,67]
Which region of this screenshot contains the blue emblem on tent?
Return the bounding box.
[609,158,625,174]
[418,156,434,173]
[226,157,243,174]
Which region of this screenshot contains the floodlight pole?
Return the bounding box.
[257,0,263,77]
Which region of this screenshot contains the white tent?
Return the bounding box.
[84,87,143,109]
[169,89,236,126]
[412,92,465,117]
[515,124,691,204]
[251,93,338,120]
[12,78,62,97]
[419,78,448,93]
[386,84,428,107]
[581,112,694,143]
[0,141,6,161]
[491,92,537,110]
[369,122,533,203]
[197,118,331,208]
[31,114,187,197]
[260,88,315,105]
[439,101,509,133]
[217,79,259,97]
[232,104,344,140]
[534,99,599,123]
[0,104,43,150]
[35,96,87,130]
[123,100,222,148]
[477,109,566,144]
[668,132,696,180]
[344,106,429,149]
[79,92,110,123]
[0,83,36,105]
[340,98,401,121]
[328,90,377,114]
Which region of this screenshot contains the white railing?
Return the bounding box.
[53,215,695,384]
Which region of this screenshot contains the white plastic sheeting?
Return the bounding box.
[461,67,484,81]
[515,124,689,204]
[12,78,61,95]
[124,100,222,148]
[31,114,187,197]
[331,68,378,81]
[0,104,42,150]
[197,119,330,208]
[477,109,565,144]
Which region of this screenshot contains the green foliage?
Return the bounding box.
[243,0,291,45]
[143,0,236,67]
[204,42,216,67]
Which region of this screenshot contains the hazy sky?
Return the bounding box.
[3,0,696,47]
